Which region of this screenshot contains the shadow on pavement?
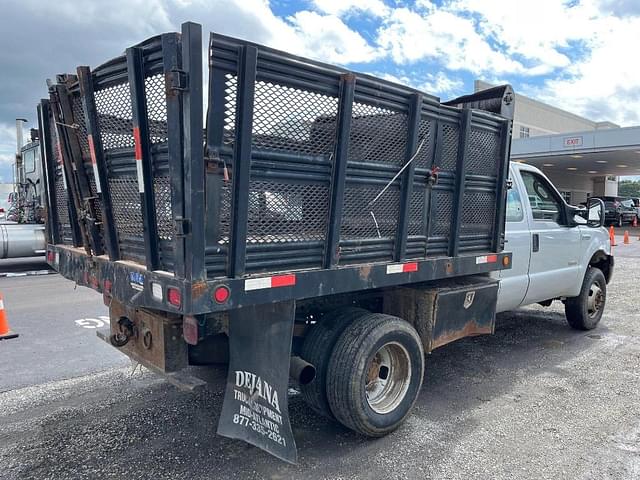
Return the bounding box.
[0,256,51,274]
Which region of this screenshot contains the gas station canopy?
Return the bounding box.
[511,126,640,177]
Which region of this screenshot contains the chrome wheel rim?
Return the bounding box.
[587,281,604,318]
[365,342,412,414]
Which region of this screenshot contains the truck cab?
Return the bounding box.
[496,162,613,328]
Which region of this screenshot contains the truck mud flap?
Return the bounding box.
[217,300,298,463]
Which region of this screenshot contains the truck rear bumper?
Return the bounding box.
[48,244,512,316]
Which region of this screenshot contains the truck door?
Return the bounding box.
[519,169,582,304]
[496,166,531,312]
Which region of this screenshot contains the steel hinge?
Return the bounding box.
[169,69,188,91]
[175,217,191,237]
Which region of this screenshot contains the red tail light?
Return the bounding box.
[167,287,182,308]
[214,285,230,304]
[47,250,55,262]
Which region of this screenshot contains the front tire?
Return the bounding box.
[565,267,606,330]
[326,313,424,437]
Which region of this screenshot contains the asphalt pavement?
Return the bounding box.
[0,258,127,392]
[1,257,639,479]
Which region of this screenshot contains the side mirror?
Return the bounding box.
[567,198,605,227]
[572,198,605,227]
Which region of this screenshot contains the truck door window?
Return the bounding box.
[506,184,524,222]
[520,171,561,223]
[23,149,36,174]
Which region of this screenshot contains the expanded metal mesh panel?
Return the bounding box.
[252,81,339,156]
[94,82,134,150]
[71,96,90,156]
[246,181,329,244]
[340,184,400,240]
[408,187,426,236]
[348,104,407,165]
[217,183,232,243]
[430,190,454,237]
[144,74,168,144]
[108,177,143,240]
[437,124,459,171]
[55,174,70,227]
[154,176,173,240]
[223,74,237,145]
[467,128,500,176]
[200,34,512,277]
[413,118,435,168]
[461,191,495,235]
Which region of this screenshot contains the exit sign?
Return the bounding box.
[563,136,583,147]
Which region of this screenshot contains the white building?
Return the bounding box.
[474,80,639,204]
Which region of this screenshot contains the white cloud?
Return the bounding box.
[312,0,389,17]
[0,122,19,156]
[179,0,381,64]
[419,72,464,98]
[535,13,640,125]
[285,11,382,64]
[451,0,597,73]
[377,7,526,76]
[377,70,463,98]
[0,153,14,166]
[447,0,640,125]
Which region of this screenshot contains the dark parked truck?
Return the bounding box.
[38,22,516,462]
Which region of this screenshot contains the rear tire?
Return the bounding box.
[300,307,369,418]
[565,267,606,330]
[326,313,424,437]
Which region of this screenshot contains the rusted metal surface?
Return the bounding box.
[430,321,494,350]
[358,265,372,282]
[108,299,187,372]
[191,280,208,300]
[383,277,498,353]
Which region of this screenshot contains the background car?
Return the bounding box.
[599,198,636,226]
[630,197,640,220]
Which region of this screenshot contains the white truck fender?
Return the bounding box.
[572,226,614,297]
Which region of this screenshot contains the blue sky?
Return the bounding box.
[1,0,639,182]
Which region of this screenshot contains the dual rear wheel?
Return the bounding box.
[301,310,424,437]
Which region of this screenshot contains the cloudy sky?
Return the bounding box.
[1,0,639,183]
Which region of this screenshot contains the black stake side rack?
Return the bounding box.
[38,22,514,316]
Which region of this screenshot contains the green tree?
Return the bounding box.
[618,180,640,198]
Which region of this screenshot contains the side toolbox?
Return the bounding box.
[384,277,498,352]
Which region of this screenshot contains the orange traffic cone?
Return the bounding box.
[0,292,18,340]
[624,230,630,244]
[609,225,617,246]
